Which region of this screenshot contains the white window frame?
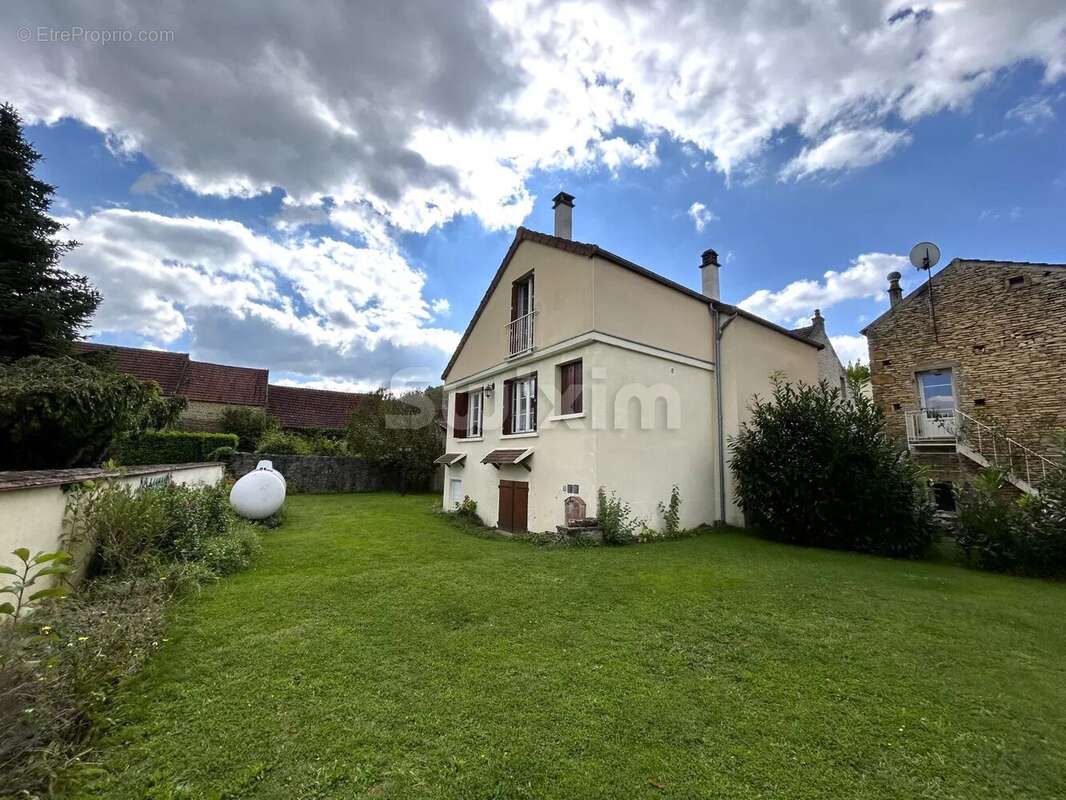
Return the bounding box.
[468,390,483,437]
[511,376,536,434]
[448,478,463,507]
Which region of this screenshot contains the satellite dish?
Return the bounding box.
[909,241,940,271]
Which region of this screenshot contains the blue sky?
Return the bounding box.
[6,1,1066,387]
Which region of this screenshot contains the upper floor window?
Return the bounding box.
[508,272,535,356]
[452,389,483,439]
[504,373,537,434]
[558,359,583,415]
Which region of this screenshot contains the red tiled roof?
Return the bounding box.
[73,341,190,394]
[267,384,364,430]
[181,360,269,406]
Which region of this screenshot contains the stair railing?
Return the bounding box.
[952,408,1058,488]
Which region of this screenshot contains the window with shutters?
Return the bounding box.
[452,389,483,439]
[507,272,535,357]
[503,373,537,434]
[558,359,583,415]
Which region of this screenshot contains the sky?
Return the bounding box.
[4,0,1065,390]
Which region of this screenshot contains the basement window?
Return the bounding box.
[931,482,957,513]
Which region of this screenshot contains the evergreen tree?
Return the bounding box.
[0,103,99,361]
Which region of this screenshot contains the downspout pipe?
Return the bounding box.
[714,304,737,525]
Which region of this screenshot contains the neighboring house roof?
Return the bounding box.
[73,341,191,394]
[861,258,1066,335]
[267,384,363,430]
[74,342,366,429]
[181,360,269,406]
[441,226,820,380]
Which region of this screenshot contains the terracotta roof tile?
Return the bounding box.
[267,384,364,430]
[180,361,269,406]
[73,342,190,394]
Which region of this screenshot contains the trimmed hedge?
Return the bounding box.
[113,431,238,465]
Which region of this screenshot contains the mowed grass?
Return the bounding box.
[71,493,1066,799]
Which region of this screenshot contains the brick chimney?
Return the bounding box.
[552,191,574,239]
[700,248,720,301]
[887,271,903,307]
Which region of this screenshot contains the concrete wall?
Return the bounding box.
[230,453,416,493]
[0,464,224,595]
[718,313,820,525]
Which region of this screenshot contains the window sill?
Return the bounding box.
[501,431,538,440]
[455,436,483,443]
[546,411,585,422]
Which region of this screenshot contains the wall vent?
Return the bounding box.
[564,484,579,495]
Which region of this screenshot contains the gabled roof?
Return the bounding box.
[860,258,1066,335]
[441,227,820,379]
[182,360,268,406]
[73,341,190,394]
[267,384,364,430]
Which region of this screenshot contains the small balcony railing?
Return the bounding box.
[507,310,536,357]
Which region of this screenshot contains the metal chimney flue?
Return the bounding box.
[552,191,574,239]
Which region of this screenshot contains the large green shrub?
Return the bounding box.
[255,430,312,455]
[730,380,936,558]
[0,356,183,469]
[597,487,640,545]
[954,460,1066,578]
[113,430,238,465]
[220,407,278,452]
[347,388,443,491]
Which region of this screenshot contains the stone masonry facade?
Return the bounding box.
[864,259,1066,463]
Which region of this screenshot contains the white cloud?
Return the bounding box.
[781,128,912,180]
[1006,95,1056,125]
[830,334,870,366]
[740,252,908,324]
[64,209,460,386]
[431,298,451,316]
[2,0,1063,238]
[687,202,717,232]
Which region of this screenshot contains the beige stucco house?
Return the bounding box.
[436,193,820,532]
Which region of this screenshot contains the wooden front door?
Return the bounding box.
[497,480,529,532]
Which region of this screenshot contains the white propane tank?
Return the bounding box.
[229,460,286,520]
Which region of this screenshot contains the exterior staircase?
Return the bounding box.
[905,408,1059,496]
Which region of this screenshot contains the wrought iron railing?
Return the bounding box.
[905,408,1059,489]
[507,310,536,357]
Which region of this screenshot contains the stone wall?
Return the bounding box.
[229,453,443,493]
[865,260,1066,457]
[179,400,253,432]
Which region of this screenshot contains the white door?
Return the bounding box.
[448,478,463,508]
[916,369,956,438]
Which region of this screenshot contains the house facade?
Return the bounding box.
[437,193,820,533]
[74,342,363,433]
[791,309,850,397]
[863,259,1066,497]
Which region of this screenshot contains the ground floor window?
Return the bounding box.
[449,478,463,507]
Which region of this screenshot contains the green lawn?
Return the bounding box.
[71,493,1066,799]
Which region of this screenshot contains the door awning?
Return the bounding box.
[481,448,534,470]
[433,453,467,466]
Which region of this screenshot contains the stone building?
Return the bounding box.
[862,258,1066,500]
[74,342,363,433]
[791,309,850,397]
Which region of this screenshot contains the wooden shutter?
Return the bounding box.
[560,360,582,415]
[502,379,513,435]
[453,391,468,439]
[510,281,521,322]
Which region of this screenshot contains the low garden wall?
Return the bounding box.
[229,453,444,493]
[0,463,225,592]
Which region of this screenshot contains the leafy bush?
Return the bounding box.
[206,445,236,461]
[657,485,682,538]
[220,407,278,452]
[113,430,238,465]
[306,433,348,456]
[730,380,937,558]
[0,356,183,469]
[348,388,443,491]
[256,430,312,455]
[597,487,641,545]
[954,460,1066,578]
[0,549,72,618]
[455,495,479,520]
[199,526,262,575]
